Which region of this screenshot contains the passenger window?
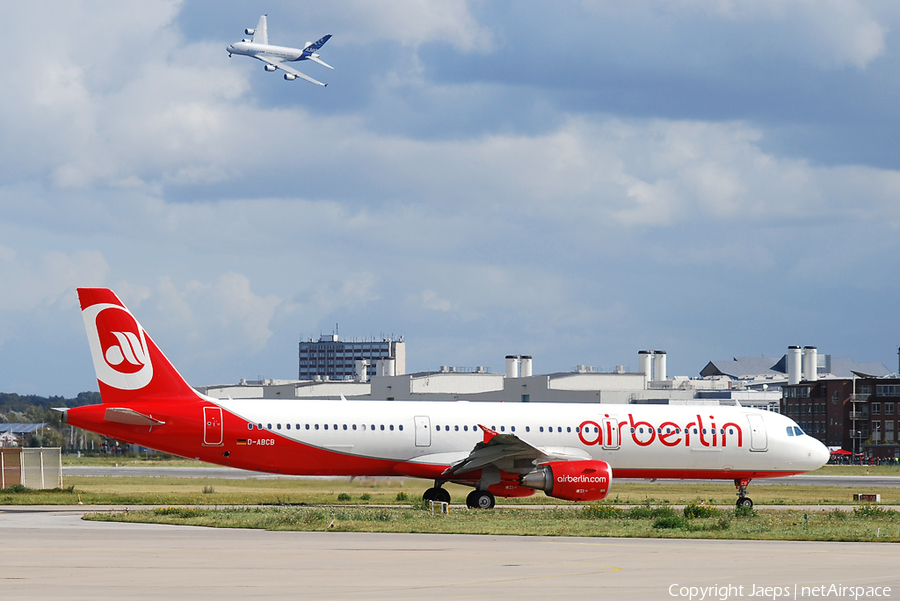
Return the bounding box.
[540,427,544,432]
[380,425,385,431]
[334,424,338,430]
[567,427,571,433]
[257,423,263,430]
[371,424,375,431]
[247,423,253,430]
[526,426,530,432]
[352,424,357,430]
[277,424,281,430]
[305,424,310,430]
[455,425,459,431]
[500,426,505,432]
[511,426,516,432]
[464,425,469,431]
[390,425,394,431]
[436,425,441,431]
[286,424,291,430]
[558,427,562,433]
[343,424,347,430]
[315,424,319,430]
[399,425,403,431]
[324,424,328,430]
[296,424,300,430]
[267,423,272,430]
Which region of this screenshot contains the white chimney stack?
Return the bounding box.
[787,346,801,385]
[520,356,533,377]
[653,350,667,382]
[803,346,818,382]
[505,355,520,379]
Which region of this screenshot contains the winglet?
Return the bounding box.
[478,424,498,444]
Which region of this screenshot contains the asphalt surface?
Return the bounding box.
[0,506,898,600]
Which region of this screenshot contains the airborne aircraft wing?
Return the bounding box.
[442,425,589,476]
[254,55,326,86]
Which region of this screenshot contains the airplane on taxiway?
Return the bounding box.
[61,289,829,509]
[227,15,332,86]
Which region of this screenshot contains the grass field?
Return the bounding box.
[82,503,900,542]
[2,471,898,506]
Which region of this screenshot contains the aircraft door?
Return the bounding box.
[203,406,224,446]
[414,415,431,447]
[601,417,620,450]
[746,414,768,452]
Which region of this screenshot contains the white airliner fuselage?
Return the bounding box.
[63,288,829,509]
[227,15,332,86]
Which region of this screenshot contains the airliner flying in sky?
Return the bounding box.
[62,289,829,509]
[227,15,333,86]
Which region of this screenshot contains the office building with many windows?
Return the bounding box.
[298,335,406,381]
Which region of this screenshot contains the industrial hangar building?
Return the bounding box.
[200,339,898,459]
[200,346,786,410]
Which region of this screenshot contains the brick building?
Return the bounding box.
[782,378,900,458]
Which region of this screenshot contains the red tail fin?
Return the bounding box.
[78,288,199,404]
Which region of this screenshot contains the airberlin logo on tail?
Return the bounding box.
[82,303,153,390]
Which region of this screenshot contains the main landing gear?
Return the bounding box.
[735,478,753,508]
[422,483,451,504]
[466,489,495,509]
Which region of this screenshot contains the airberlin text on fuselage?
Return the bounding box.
[578,414,744,449]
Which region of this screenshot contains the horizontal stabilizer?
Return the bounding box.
[307,55,334,70]
[104,407,166,426]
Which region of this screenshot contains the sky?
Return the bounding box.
[1,0,899,396]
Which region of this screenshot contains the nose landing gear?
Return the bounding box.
[735,478,753,508]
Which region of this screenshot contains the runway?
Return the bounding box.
[0,506,898,600]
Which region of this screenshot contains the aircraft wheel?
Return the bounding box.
[423,487,438,502]
[736,497,753,508]
[434,488,451,504]
[467,490,495,509]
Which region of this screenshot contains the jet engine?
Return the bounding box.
[245,28,255,35]
[520,459,611,502]
[283,73,296,81]
[264,65,276,72]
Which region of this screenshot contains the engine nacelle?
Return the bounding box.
[264,65,277,72]
[283,73,296,81]
[520,460,611,502]
[245,28,255,35]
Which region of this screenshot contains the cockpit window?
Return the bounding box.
[794,426,804,436]
[786,427,794,437]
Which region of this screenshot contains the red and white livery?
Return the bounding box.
[62,288,830,508]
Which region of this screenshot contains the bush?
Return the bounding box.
[734,505,756,518]
[854,504,898,518]
[202,486,215,494]
[153,507,207,518]
[360,493,371,501]
[684,502,719,519]
[627,506,676,520]
[2,484,28,494]
[583,504,622,519]
[652,515,688,529]
[396,491,409,502]
[337,493,351,501]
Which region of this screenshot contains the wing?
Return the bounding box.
[254,55,327,86]
[442,425,589,476]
